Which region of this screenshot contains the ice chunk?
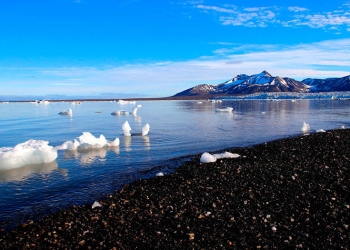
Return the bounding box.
[132,104,142,115]
[56,132,119,151]
[316,129,326,133]
[301,122,310,132]
[142,123,150,136]
[59,108,73,116]
[200,152,217,163]
[156,172,164,176]
[0,140,58,170]
[215,107,233,112]
[213,152,240,159]
[108,138,120,147]
[117,100,136,105]
[122,121,132,136]
[200,151,240,163]
[111,110,129,115]
[92,201,102,209]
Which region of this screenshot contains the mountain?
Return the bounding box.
[173,71,350,97]
[302,75,350,92]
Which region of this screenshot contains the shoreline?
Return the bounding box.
[1,129,349,249]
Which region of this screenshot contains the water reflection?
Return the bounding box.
[142,136,151,150]
[123,136,132,151]
[0,161,64,182]
[62,135,151,165]
[63,147,120,165]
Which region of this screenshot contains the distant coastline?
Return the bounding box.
[3,91,350,103]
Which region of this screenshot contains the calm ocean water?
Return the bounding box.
[1,99,350,230]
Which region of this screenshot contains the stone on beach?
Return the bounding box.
[1,129,349,249]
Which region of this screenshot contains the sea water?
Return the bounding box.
[1,99,350,230]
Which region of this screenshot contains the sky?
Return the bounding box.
[0,0,350,98]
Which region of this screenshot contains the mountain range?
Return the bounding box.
[173,71,350,97]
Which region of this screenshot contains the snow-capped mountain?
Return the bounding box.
[302,75,350,92]
[215,71,308,94]
[173,71,350,97]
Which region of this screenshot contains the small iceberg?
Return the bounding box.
[56,132,119,151]
[59,108,73,116]
[122,121,132,136]
[301,122,310,133]
[132,104,142,115]
[0,140,58,170]
[200,151,240,163]
[316,129,326,133]
[142,123,150,136]
[215,107,233,112]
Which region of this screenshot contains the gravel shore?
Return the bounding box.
[1,129,349,249]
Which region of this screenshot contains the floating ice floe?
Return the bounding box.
[301,122,310,132]
[200,151,240,163]
[111,110,129,115]
[215,107,233,112]
[59,108,73,116]
[56,132,120,151]
[0,140,58,170]
[92,201,102,209]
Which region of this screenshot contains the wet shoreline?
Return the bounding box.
[1,129,349,249]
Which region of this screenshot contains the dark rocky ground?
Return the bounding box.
[1,129,349,249]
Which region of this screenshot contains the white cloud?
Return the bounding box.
[196,4,237,14]
[197,4,278,27]
[288,6,309,12]
[194,3,350,32]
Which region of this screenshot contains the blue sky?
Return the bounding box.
[1,0,350,98]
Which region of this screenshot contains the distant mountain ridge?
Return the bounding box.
[173,71,350,97]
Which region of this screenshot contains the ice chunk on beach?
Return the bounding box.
[0,140,58,170]
[213,152,241,159]
[142,123,150,136]
[56,132,119,151]
[301,122,310,132]
[122,121,132,136]
[316,129,326,133]
[200,152,217,163]
[200,151,240,163]
[92,201,102,209]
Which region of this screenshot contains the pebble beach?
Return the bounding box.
[1,129,349,249]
